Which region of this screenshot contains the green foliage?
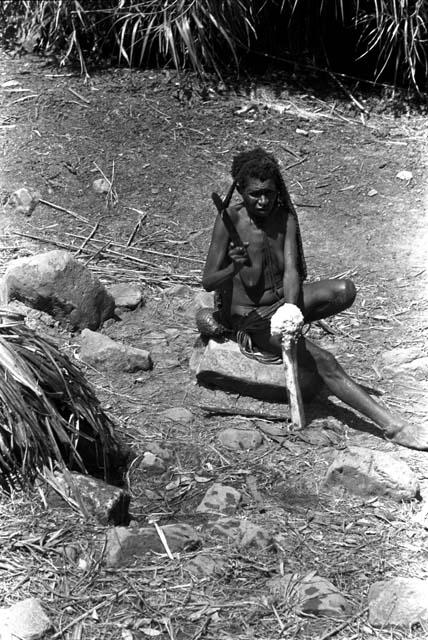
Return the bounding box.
[0,0,255,77]
[1,0,428,90]
[355,0,428,90]
[279,0,428,91]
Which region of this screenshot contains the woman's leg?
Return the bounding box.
[248,328,428,450]
[302,278,356,322]
[301,339,428,449]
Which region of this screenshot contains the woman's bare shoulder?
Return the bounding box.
[227,202,245,221]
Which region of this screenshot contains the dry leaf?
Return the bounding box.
[141,628,162,637]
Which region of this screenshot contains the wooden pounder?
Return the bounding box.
[271,303,306,430]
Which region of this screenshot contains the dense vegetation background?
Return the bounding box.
[1,0,427,92]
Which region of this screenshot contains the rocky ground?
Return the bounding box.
[1,50,428,639]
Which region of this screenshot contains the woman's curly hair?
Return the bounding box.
[231,147,281,189]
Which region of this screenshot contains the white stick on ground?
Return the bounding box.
[271,303,306,430]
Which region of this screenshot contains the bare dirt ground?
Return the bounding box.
[1,50,428,639]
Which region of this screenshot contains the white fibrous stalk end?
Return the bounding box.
[270,303,304,344]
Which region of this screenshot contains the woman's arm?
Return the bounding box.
[202,213,248,291]
[283,213,302,306]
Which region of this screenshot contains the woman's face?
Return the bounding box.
[241,177,278,219]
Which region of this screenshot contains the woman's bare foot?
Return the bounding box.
[383,420,428,451]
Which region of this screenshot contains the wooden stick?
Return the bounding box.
[67,86,91,104]
[83,241,111,266]
[75,220,99,257]
[126,214,147,247]
[327,70,369,115]
[281,340,305,430]
[67,232,204,263]
[39,198,89,223]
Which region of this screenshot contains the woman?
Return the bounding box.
[201,147,427,450]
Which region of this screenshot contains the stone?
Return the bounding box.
[196,483,241,516]
[193,385,288,420]
[80,329,152,372]
[196,339,322,402]
[106,523,201,567]
[107,283,144,310]
[0,598,52,640]
[144,441,173,462]
[163,284,193,298]
[268,574,349,619]
[218,427,264,451]
[42,472,130,525]
[93,178,110,193]
[137,451,167,475]
[184,553,225,578]
[368,578,428,628]
[159,407,193,424]
[7,187,40,216]
[3,250,115,330]
[379,346,428,380]
[325,446,420,501]
[210,517,273,550]
[193,290,215,311]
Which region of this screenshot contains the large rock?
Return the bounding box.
[42,472,130,525]
[268,574,349,619]
[0,598,52,640]
[325,446,420,501]
[3,250,115,330]
[106,523,200,567]
[195,339,322,402]
[80,329,152,372]
[379,346,428,380]
[368,578,428,628]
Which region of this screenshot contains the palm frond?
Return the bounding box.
[0,310,125,490]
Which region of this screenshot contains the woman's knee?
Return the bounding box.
[335,278,356,311]
[312,347,341,379]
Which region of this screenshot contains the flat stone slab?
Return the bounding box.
[184,553,226,578]
[80,329,152,372]
[194,339,322,402]
[325,446,420,501]
[268,574,349,619]
[107,283,144,310]
[210,517,274,550]
[196,483,241,516]
[106,523,200,567]
[191,384,288,420]
[218,427,264,450]
[159,407,194,424]
[0,598,52,640]
[379,346,428,380]
[368,578,428,628]
[43,471,130,525]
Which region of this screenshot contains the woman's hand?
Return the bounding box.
[228,241,250,268]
